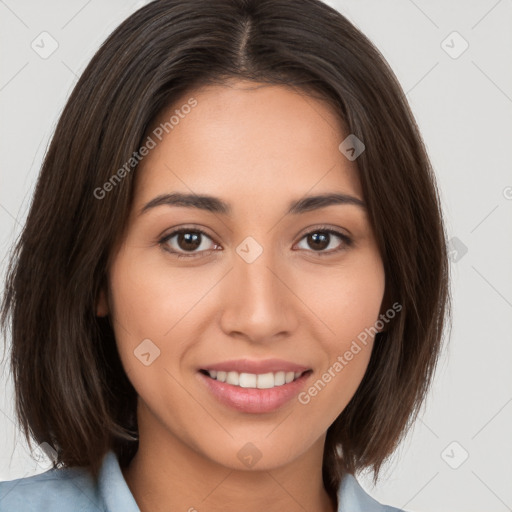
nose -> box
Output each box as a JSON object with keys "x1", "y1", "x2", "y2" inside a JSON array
[{"x1": 218, "y1": 243, "x2": 299, "y2": 345}]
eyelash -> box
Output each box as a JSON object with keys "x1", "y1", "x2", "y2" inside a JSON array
[{"x1": 159, "y1": 225, "x2": 353, "y2": 259}]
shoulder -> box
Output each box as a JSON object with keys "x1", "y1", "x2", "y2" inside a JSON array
[
  {"x1": 0, "y1": 464, "x2": 101, "y2": 512},
  {"x1": 0, "y1": 451, "x2": 139, "y2": 512},
  {"x1": 338, "y1": 473, "x2": 407, "y2": 512}
]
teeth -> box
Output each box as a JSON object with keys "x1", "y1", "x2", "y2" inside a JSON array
[
  {"x1": 206, "y1": 369, "x2": 305, "y2": 389},
  {"x1": 226, "y1": 371, "x2": 239, "y2": 385},
  {"x1": 257, "y1": 372, "x2": 274, "y2": 389},
  {"x1": 274, "y1": 371, "x2": 285, "y2": 386},
  {"x1": 239, "y1": 373, "x2": 257, "y2": 388}
]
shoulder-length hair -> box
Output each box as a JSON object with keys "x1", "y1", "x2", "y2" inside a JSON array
[{"x1": 1, "y1": 0, "x2": 450, "y2": 500}]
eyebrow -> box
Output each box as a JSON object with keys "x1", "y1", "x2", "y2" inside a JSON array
[{"x1": 140, "y1": 192, "x2": 366, "y2": 216}]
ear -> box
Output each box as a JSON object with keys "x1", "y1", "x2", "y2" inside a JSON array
[{"x1": 96, "y1": 287, "x2": 109, "y2": 317}]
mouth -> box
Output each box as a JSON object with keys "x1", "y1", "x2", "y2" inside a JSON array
[
  {"x1": 197, "y1": 359, "x2": 313, "y2": 413},
  {"x1": 199, "y1": 369, "x2": 309, "y2": 389}
]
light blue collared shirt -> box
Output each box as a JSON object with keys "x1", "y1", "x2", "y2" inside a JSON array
[{"x1": 0, "y1": 450, "x2": 405, "y2": 511}]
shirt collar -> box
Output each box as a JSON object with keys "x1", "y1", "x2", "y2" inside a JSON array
[
  {"x1": 98, "y1": 450, "x2": 140, "y2": 512},
  {"x1": 337, "y1": 472, "x2": 390, "y2": 511}
]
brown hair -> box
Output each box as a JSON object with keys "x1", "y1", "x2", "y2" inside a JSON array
[{"x1": 1, "y1": 0, "x2": 450, "y2": 502}]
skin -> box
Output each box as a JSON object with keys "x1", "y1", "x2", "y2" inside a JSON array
[{"x1": 97, "y1": 79, "x2": 386, "y2": 512}]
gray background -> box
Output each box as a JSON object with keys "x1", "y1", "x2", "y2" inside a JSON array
[{"x1": 1, "y1": 1, "x2": 511, "y2": 511}]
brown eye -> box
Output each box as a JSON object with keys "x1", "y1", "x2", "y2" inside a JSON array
[
  {"x1": 176, "y1": 232, "x2": 202, "y2": 251},
  {"x1": 160, "y1": 228, "x2": 218, "y2": 257},
  {"x1": 307, "y1": 232, "x2": 330, "y2": 251},
  {"x1": 296, "y1": 228, "x2": 352, "y2": 254}
]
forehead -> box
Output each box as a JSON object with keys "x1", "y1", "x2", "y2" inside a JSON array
[{"x1": 135, "y1": 81, "x2": 363, "y2": 207}]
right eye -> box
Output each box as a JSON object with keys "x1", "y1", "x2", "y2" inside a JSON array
[{"x1": 159, "y1": 228, "x2": 221, "y2": 259}]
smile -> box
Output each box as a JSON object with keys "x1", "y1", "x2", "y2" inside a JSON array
[
  {"x1": 200, "y1": 369, "x2": 307, "y2": 389},
  {"x1": 197, "y1": 359, "x2": 313, "y2": 413}
]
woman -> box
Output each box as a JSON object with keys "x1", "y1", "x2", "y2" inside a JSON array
[{"x1": 0, "y1": 0, "x2": 450, "y2": 510}]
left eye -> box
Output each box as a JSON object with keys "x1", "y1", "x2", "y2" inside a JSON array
[{"x1": 295, "y1": 229, "x2": 352, "y2": 254}]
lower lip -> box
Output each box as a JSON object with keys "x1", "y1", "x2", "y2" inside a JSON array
[{"x1": 198, "y1": 371, "x2": 311, "y2": 414}]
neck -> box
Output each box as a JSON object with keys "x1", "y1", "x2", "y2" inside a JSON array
[{"x1": 122, "y1": 410, "x2": 336, "y2": 512}]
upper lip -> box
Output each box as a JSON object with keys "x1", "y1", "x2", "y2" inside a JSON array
[{"x1": 200, "y1": 358, "x2": 310, "y2": 374}]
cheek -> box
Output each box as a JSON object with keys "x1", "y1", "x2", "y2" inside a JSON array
[
  {"x1": 108, "y1": 245, "x2": 209, "y2": 340},
  {"x1": 106, "y1": 245, "x2": 219, "y2": 391},
  {"x1": 301, "y1": 250, "x2": 385, "y2": 344},
  {"x1": 106, "y1": 248, "x2": 171, "y2": 377},
  {"x1": 294, "y1": 253, "x2": 384, "y2": 419}
]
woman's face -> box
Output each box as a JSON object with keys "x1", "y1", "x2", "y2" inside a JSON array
[{"x1": 101, "y1": 80, "x2": 385, "y2": 471}]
